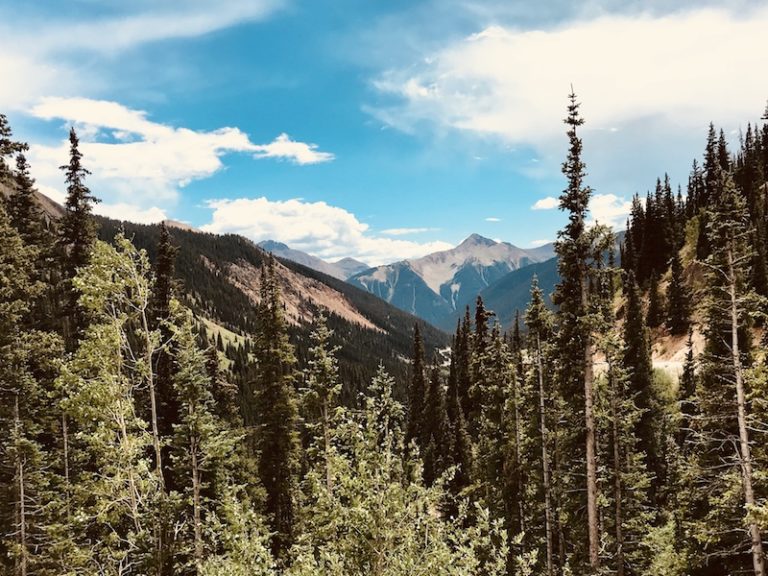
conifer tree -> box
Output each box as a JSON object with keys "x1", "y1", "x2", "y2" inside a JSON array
[
  {"x1": 250, "y1": 256, "x2": 299, "y2": 558},
  {"x1": 525, "y1": 275, "x2": 556, "y2": 576},
  {"x1": 56, "y1": 127, "x2": 100, "y2": 348},
  {"x1": 0, "y1": 113, "x2": 27, "y2": 183},
  {"x1": 7, "y1": 154, "x2": 46, "y2": 248},
  {"x1": 695, "y1": 170, "x2": 766, "y2": 575},
  {"x1": 665, "y1": 251, "x2": 691, "y2": 335},
  {"x1": 646, "y1": 273, "x2": 664, "y2": 329},
  {"x1": 421, "y1": 360, "x2": 448, "y2": 486},
  {"x1": 622, "y1": 272, "x2": 663, "y2": 502},
  {"x1": 152, "y1": 223, "x2": 181, "y2": 491},
  {"x1": 552, "y1": 89, "x2": 602, "y2": 570},
  {"x1": 406, "y1": 324, "x2": 427, "y2": 450},
  {"x1": 301, "y1": 315, "x2": 341, "y2": 494},
  {"x1": 171, "y1": 310, "x2": 237, "y2": 571}
]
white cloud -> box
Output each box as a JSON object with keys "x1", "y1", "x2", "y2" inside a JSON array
[
  {"x1": 201, "y1": 197, "x2": 452, "y2": 265},
  {"x1": 373, "y1": 8, "x2": 768, "y2": 142},
  {"x1": 588, "y1": 193, "x2": 632, "y2": 228},
  {"x1": 380, "y1": 227, "x2": 437, "y2": 235},
  {"x1": 531, "y1": 197, "x2": 559, "y2": 210},
  {"x1": 95, "y1": 203, "x2": 167, "y2": 224},
  {"x1": 484, "y1": 217, "x2": 501, "y2": 222},
  {"x1": 26, "y1": 97, "x2": 333, "y2": 211},
  {"x1": 252, "y1": 133, "x2": 335, "y2": 165}
]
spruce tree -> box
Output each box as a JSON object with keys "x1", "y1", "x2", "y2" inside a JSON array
[
  {"x1": 622, "y1": 272, "x2": 662, "y2": 502},
  {"x1": 421, "y1": 360, "x2": 448, "y2": 486},
  {"x1": 301, "y1": 315, "x2": 341, "y2": 494},
  {"x1": 0, "y1": 113, "x2": 27, "y2": 183},
  {"x1": 665, "y1": 250, "x2": 691, "y2": 335},
  {"x1": 250, "y1": 256, "x2": 299, "y2": 558},
  {"x1": 406, "y1": 323, "x2": 427, "y2": 450},
  {"x1": 646, "y1": 273, "x2": 664, "y2": 329},
  {"x1": 552, "y1": 89, "x2": 602, "y2": 570},
  {"x1": 56, "y1": 127, "x2": 100, "y2": 348},
  {"x1": 695, "y1": 170, "x2": 766, "y2": 575},
  {"x1": 525, "y1": 275, "x2": 557, "y2": 576}
]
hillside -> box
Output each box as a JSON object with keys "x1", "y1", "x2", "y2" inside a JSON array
[{"x1": 96, "y1": 218, "x2": 449, "y2": 400}]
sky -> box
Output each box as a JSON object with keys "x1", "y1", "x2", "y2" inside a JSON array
[{"x1": 2, "y1": 0, "x2": 767, "y2": 265}]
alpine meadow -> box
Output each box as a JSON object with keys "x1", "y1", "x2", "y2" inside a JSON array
[{"x1": 2, "y1": 3, "x2": 768, "y2": 576}]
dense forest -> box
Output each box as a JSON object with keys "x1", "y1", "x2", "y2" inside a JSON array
[{"x1": 1, "y1": 94, "x2": 768, "y2": 576}]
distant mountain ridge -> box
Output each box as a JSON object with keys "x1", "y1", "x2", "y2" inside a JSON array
[
  {"x1": 348, "y1": 234, "x2": 556, "y2": 331},
  {"x1": 258, "y1": 240, "x2": 369, "y2": 280}
]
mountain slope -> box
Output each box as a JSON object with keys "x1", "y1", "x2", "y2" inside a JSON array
[
  {"x1": 349, "y1": 234, "x2": 555, "y2": 330},
  {"x1": 258, "y1": 239, "x2": 369, "y2": 280},
  {"x1": 96, "y1": 218, "x2": 448, "y2": 398}
]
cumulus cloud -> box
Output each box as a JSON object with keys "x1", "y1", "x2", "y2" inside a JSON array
[
  {"x1": 587, "y1": 193, "x2": 632, "y2": 228},
  {"x1": 531, "y1": 197, "x2": 559, "y2": 210},
  {"x1": 95, "y1": 203, "x2": 168, "y2": 224},
  {"x1": 202, "y1": 197, "x2": 452, "y2": 265},
  {"x1": 373, "y1": 8, "x2": 768, "y2": 142},
  {"x1": 252, "y1": 133, "x2": 335, "y2": 165},
  {"x1": 25, "y1": 98, "x2": 333, "y2": 223}
]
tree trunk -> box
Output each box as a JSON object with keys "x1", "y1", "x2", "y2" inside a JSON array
[
  {"x1": 582, "y1": 274, "x2": 600, "y2": 571},
  {"x1": 142, "y1": 309, "x2": 165, "y2": 490},
  {"x1": 609, "y1": 364, "x2": 625, "y2": 576},
  {"x1": 536, "y1": 333, "x2": 555, "y2": 576},
  {"x1": 14, "y1": 394, "x2": 28, "y2": 576},
  {"x1": 513, "y1": 370, "x2": 526, "y2": 536},
  {"x1": 728, "y1": 248, "x2": 766, "y2": 576}
]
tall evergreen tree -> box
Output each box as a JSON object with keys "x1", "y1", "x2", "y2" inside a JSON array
[
  {"x1": 56, "y1": 127, "x2": 99, "y2": 348},
  {"x1": 694, "y1": 170, "x2": 766, "y2": 575},
  {"x1": 250, "y1": 256, "x2": 299, "y2": 558},
  {"x1": 552, "y1": 89, "x2": 602, "y2": 571},
  {"x1": 406, "y1": 324, "x2": 427, "y2": 450},
  {"x1": 665, "y1": 251, "x2": 691, "y2": 335},
  {"x1": 0, "y1": 114, "x2": 27, "y2": 183},
  {"x1": 421, "y1": 360, "x2": 448, "y2": 486}
]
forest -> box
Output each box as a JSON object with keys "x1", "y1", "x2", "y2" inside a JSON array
[{"x1": 1, "y1": 93, "x2": 768, "y2": 576}]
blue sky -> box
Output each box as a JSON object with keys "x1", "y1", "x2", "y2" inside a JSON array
[{"x1": 2, "y1": 0, "x2": 767, "y2": 264}]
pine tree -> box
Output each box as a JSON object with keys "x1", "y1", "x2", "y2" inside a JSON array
[
  {"x1": 421, "y1": 360, "x2": 448, "y2": 486},
  {"x1": 56, "y1": 127, "x2": 100, "y2": 348},
  {"x1": 171, "y1": 310, "x2": 238, "y2": 571},
  {"x1": 665, "y1": 250, "x2": 691, "y2": 335},
  {"x1": 695, "y1": 170, "x2": 766, "y2": 575},
  {"x1": 525, "y1": 275, "x2": 557, "y2": 576},
  {"x1": 301, "y1": 315, "x2": 341, "y2": 494},
  {"x1": 646, "y1": 273, "x2": 664, "y2": 329},
  {"x1": 552, "y1": 89, "x2": 602, "y2": 571},
  {"x1": 406, "y1": 324, "x2": 427, "y2": 450},
  {"x1": 152, "y1": 222, "x2": 181, "y2": 491},
  {"x1": 250, "y1": 256, "x2": 299, "y2": 558},
  {"x1": 7, "y1": 154, "x2": 47, "y2": 248},
  {"x1": 622, "y1": 272, "x2": 663, "y2": 503},
  {"x1": 0, "y1": 113, "x2": 27, "y2": 183}
]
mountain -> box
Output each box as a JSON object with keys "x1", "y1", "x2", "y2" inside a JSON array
[
  {"x1": 478, "y1": 231, "x2": 625, "y2": 330},
  {"x1": 333, "y1": 257, "x2": 370, "y2": 279},
  {"x1": 258, "y1": 239, "x2": 369, "y2": 280},
  {"x1": 479, "y1": 257, "x2": 559, "y2": 329},
  {"x1": 348, "y1": 234, "x2": 556, "y2": 331}
]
